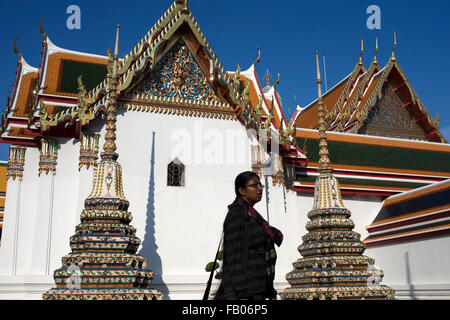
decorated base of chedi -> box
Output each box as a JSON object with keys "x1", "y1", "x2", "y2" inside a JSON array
[
  {"x1": 43, "y1": 160, "x2": 163, "y2": 300},
  {"x1": 279, "y1": 174, "x2": 395, "y2": 300}
]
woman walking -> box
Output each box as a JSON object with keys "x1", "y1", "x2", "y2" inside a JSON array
[{"x1": 215, "y1": 171, "x2": 283, "y2": 300}]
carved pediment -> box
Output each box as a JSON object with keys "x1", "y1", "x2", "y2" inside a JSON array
[
  {"x1": 359, "y1": 83, "x2": 427, "y2": 140},
  {"x1": 124, "y1": 39, "x2": 223, "y2": 107}
]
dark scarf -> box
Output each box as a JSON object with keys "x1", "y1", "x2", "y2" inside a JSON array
[{"x1": 237, "y1": 198, "x2": 283, "y2": 247}]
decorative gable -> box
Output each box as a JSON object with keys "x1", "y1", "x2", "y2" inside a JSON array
[
  {"x1": 359, "y1": 82, "x2": 427, "y2": 140},
  {"x1": 125, "y1": 39, "x2": 222, "y2": 106}
]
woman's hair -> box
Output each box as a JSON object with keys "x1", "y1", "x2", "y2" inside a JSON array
[{"x1": 234, "y1": 171, "x2": 259, "y2": 198}]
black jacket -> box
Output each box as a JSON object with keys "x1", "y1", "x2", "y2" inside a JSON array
[{"x1": 217, "y1": 199, "x2": 274, "y2": 300}]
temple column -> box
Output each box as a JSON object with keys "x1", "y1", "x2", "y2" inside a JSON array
[
  {"x1": 31, "y1": 139, "x2": 58, "y2": 275},
  {"x1": 0, "y1": 146, "x2": 26, "y2": 275}
]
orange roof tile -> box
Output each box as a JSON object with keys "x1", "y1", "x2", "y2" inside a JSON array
[
  {"x1": 296, "y1": 76, "x2": 349, "y2": 129},
  {"x1": 43, "y1": 52, "x2": 108, "y2": 97},
  {"x1": 12, "y1": 72, "x2": 38, "y2": 118}
]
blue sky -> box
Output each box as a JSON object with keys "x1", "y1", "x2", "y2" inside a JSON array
[{"x1": 0, "y1": 0, "x2": 449, "y2": 161}]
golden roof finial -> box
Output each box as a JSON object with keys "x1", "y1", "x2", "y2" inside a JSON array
[
  {"x1": 358, "y1": 38, "x2": 364, "y2": 66},
  {"x1": 13, "y1": 36, "x2": 22, "y2": 66},
  {"x1": 315, "y1": 51, "x2": 332, "y2": 174},
  {"x1": 273, "y1": 70, "x2": 280, "y2": 89},
  {"x1": 264, "y1": 69, "x2": 272, "y2": 87},
  {"x1": 373, "y1": 35, "x2": 379, "y2": 65},
  {"x1": 175, "y1": 0, "x2": 190, "y2": 14},
  {"x1": 391, "y1": 31, "x2": 397, "y2": 61},
  {"x1": 38, "y1": 17, "x2": 48, "y2": 45},
  {"x1": 252, "y1": 47, "x2": 261, "y2": 67}
]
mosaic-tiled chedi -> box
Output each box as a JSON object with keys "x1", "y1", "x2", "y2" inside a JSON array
[
  {"x1": 43, "y1": 26, "x2": 163, "y2": 300},
  {"x1": 279, "y1": 53, "x2": 394, "y2": 300}
]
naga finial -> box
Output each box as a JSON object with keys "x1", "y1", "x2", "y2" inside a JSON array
[
  {"x1": 273, "y1": 70, "x2": 280, "y2": 89},
  {"x1": 358, "y1": 38, "x2": 364, "y2": 65},
  {"x1": 373, "y1": 35, "x2": 379, "y2": 65},
  {"x1": 253, "y1": 47, "x2": 261, "y2": 67},
  {"x1": 391, "y1": 31, "x2": 397, "y2": 61},
  {"x1": 39, "y1": 17, "x2": 48, "y2": 45},
  {"x1": 13, "y1": 36, "x2": 22, "y2": 65}
]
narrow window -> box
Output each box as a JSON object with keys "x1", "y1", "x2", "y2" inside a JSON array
[{"x1": 167, "y1": 158, "x2": 185, "y2": 187}]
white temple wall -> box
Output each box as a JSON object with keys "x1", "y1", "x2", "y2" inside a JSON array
[
  {"x1": 366, "y1": 236, "x2": 450, "y2": 299},
  {"x1": 15, "y1": 148, "x2": 40, "y2": 275},
  {"x1": 31, "y1": 170, "x2": 55, "y2": 274},
  {"x1": 48, "y1": 138, "x2": 82, "y2": 274}
]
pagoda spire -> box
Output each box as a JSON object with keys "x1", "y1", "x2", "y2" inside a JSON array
[
  {"x1": 43, "y1": 25, "x2": 162, "y2": 300},
  {"x1": 279, "y1": 52, "x2": 395, "y2": 300},
  {"x1": 101, "y1": 24, "x2": 120, "y2": 161},
  {"x1": 315, "y1": 52, "x2": 332, "y2": 174}
]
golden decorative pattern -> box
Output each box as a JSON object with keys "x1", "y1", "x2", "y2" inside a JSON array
[
  {"x1": 79, "y1": 133, "x2": 100, "y2": 170},
  {"x1": 7, "y1": 146, "x2": 26, "y2": 181},
  {"x1": 126, "y1": 39, "x2": 222, "y2": 106},
  {"x1": 39, "y1": 139, "x2": 58, "y2": 176}
]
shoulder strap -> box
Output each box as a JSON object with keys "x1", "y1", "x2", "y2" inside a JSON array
[{"x1": 203, "y1": 233, "x2": 223, "y2": 300}]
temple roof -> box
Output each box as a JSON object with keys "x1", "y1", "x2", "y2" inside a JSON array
[
  {"x1": 293, "y1": 128, "x2": 450, "y2": 195},
  {"x1": 364, "y1": 178, "x2": 450, "y2": 247},
  {"x1": 39, "y1": 0, "x2": 243, "y2": 133},
  {"x1": 293, "y1": 50, "x2": 446, "y2": 143}
]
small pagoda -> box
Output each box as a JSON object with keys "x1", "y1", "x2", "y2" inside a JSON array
[
  {"x1": 279, "y1": 52, "x2": 394, "y2": 300},
  {"x1": 43, "y1": 26, "x2": 163, "y2": 300}
]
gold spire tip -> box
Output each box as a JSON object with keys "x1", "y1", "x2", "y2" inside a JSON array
[{"x1": 359, "y1": 39, "x2": 364, "y2": 65}]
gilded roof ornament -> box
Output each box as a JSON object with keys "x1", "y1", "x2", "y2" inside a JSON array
[
  {"x1": 358, "y1": 39, "x2": 364, "y2": 66},
  {"x1": 13, "y1": 36, "x2": 22, "y2": 66},
  {"x1": 38, "y1": 17, "x2": 48, "y2": 45},
  {"x1": 253, "y1": 47, "x2": 261, "y2": 67},
  {"x1": 229, "y1": 64, "x2": 250, "y2": 107},
  {"x1": 264, "y1": 70, "x2": 272, "y2": 87},
  {"x1": 263, "y1": 100, "x2": 273, "y2": 134},
  {"x1": 6, "y1": 92, "x2": 10, "y2": 115},
  {"x1": 175, "y1": 0, "x2": 190, "y2": 14},
  {"x1": 391, "y1": 31, "x2": 397, "y2": 61},
  {"x1": 273, "y1": 70, "x2": 280, "y2": 90},
  {"x1": 373, "y1": 36, "x2": 379, "y2": 65}
]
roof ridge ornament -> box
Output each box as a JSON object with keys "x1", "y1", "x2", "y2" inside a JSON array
[
  {"x1": 38, "y1": 16, "x2": 48, "y2": 46},
  {"x1": 391, "y1": 31, "x2": 397, "y2": 61},
  {"x1": 373, "y1": 35, "x2": 379, "y2": 65},
  {"x1": 175, "y1": 0, "x2": 190, "y2": 14},
  {"x1": 273, "y1": 70, "x2": 280, "y2": 90},
  {"x1": 264, "y1": 69, "x2": 272, "y2": 87},
  {"x1": 358, "y1": 38, "x2": 364, "y2": 66},
  {"x1": 13, "y1": 36, "x2": 22, "y2": 66},
  {"x1": 252, "y1": 47, "x2": 261, "y2": 68}
]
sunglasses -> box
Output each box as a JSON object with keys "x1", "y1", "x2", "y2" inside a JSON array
[{"x1": 245, "y1": 183, "x2": 265, "y2": 189}]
